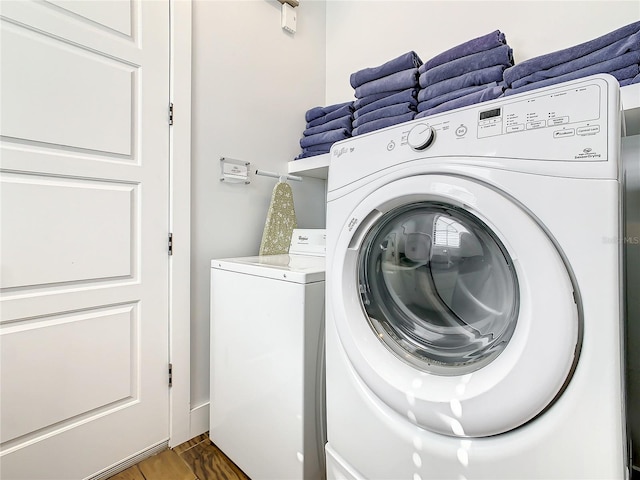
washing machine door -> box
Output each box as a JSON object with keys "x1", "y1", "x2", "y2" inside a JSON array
[{"x1": 332, "y1": 174, "x2": 580, "y2": 438}]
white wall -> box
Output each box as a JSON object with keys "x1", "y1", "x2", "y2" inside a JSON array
[
  {"x1": 325, "y1": 1, "x2": 640, "y2": 104},
  {"x1": 191, "y1": 0, "x2": 327, "y2": 428}
]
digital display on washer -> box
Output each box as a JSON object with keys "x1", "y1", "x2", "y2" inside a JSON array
[{"x1": 480, "y1": 107, "x2": 501, "y2": 120}]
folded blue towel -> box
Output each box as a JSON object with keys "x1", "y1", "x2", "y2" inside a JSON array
[
  {"x1": 352, "y1": 102, "x2": 416, "y2": 128},
  {"x1": 305, "y1": 101, "x2": 353, "y2": 123},
  {"x1": 306, "y1": 103, "x2": 354, "y2": 128},
  {"x1": 416, "y1": 85, "x2": 505, "y2": 118},
  {"x1": 354, "y1": 89, "x2": 418, "y2": 119},
  {"x1": 300, "y1": 128, "x2": 350, "y2": 148},
  {"x1": 420, "y1": 65, "x2": 507, "y2": 101},
  {"x1": 504, "y1": 50, "x2": 640, "y2": 96},
  {"x1": 420, "y1": 30, "x2": 507, "y2": 74},
  {"x1": 352, "y1": 112, "x2": 416, "y2": 136},
  {"x1": 303, "y1": 116, "x2": 352, "y2": 136},
  {"x1": 418, "y1": 82, "x2": 498, "y2": 110},
  {"x1": 419, "y1": 44, "x2": 513, "y2": 88},
  {"x1": 303, "y1": 142, "x2": 335, "y2": 153},
  {"x1": 610, "y1": 63, "x2": 640, "y2": 83},
  {"x1": 503, "y1": 21, "x2": 640, "y2": 86},
  {"x1": 509, "y1": 30, "x2": 640, "y2": 89},
  {"x1": 295, "y1": 150, "x2": 330, "y2": 160},
  {"x1": 350, "y1": 51, "x2": 422, "y2": 89},
  {"x1": 354, "y1": 90, "x2": 404, "y2": 109},
  {"x1": 355, "y1": 68, "x2": 419, "y2": 98},
  {"x1": 620, "y1": 71, "x2": 640, "y2": 86}
]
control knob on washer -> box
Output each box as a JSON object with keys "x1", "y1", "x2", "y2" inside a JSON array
[{"x1": 407, "y1": 123, "x2": 435, "y2": 150}]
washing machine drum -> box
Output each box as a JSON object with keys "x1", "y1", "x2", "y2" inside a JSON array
[
  {"x1": 358, "y1": 202, "x2": 519, "y2": 376},
  {"x1": 333, "y1": 175, "x2": 581, "y2": 438}
]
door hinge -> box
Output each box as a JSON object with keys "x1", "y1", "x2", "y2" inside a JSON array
[
  {"x1": 169, "y1": 103, "x2": 174, "y2": 125},
  {"x1": 168, "y1": 233, "x2": 173, "y2": 256},
  {"x1": 169, "y1": 363, "x2": 173, "y2": 387}
]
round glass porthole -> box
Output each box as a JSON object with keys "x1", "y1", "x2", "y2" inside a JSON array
[{"x1": 357, "y1": 202, "x2": 520, "y2": 375}]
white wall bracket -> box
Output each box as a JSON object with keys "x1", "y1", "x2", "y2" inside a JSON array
[
  {"x1": 280, "y1": 1, "x2": 297, "y2": 34},
  {"x1": 220, "y1": 157, "x2": 250, "y2": 184}
]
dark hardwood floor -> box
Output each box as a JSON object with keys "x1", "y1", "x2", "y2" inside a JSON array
[{"x1": 108, "y1": 433, "x2": 250, "y2": 480}]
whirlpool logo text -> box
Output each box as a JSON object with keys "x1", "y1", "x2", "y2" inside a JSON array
[{"x1": 333, "y1": 146, "x2": 355, "y2": 158}]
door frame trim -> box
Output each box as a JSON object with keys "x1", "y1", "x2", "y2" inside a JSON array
[{"x1": 168, "y1": 0, "x2": 192, "y2": 448}]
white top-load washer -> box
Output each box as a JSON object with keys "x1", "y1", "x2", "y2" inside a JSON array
[
  {"x1": 325, "y1": 74, "x2": 628, "y2": 479},
  {"x1": 210, "y1": 229, "x2": 326, "y2": 480}
]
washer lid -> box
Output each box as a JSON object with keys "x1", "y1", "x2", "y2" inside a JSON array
[{"x1": 211, "y1": 254, "x2": 325, "y2": 283}]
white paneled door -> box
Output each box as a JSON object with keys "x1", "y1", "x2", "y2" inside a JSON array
[{"x1": 0, "y1": 1, "x2": 170, "y2": 478}]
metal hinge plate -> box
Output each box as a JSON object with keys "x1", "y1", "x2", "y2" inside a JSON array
[
  {"x1": 169, "y1": 363, "x2": 173, "y2": 387},
  {"x1": 168, "y1": 233, "x2": 173, "y2": 256},
  {"x1": 169, "y1": 103, "x2": 174, "y2": 125}
]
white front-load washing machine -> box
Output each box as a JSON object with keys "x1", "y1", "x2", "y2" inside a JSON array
[{"x1": 325, "y1": 74, "x2": 628, "y2": 479}]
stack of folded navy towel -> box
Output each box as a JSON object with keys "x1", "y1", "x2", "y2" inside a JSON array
[
  {"x1": 503, "y1": 21, "x2": 640, "y2": 96},
  {"x1": 415, "y1": 30, "x2": 513, "y2": 119},
  {"x1": 349, "y1": 51, "x2": 422, "y2": 135},
  {"x1": 296, "y1": 101, "x2": 354, "y2": 159}
]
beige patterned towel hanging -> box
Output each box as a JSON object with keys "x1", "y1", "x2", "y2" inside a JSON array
[{"x1": 259, "y1": 181, "x2": 297, "y2": 255}]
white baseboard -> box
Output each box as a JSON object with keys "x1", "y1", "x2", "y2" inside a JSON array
[
  {"x1": 190, "y1": 402, "x2": 210, "y2": 439},
  {"x1": 89, "y1": 441, "x2": 168, "y2": 480}
]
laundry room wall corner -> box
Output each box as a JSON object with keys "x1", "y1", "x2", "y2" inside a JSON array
[{"x1": 190, "y1": 0, "x2": 327, "y2": 437}]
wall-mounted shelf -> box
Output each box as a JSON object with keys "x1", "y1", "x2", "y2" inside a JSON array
[
  {"x1": 288, "y1": 83, "x2": 640, "y2": 180},
  {"x1": 288, "y1": 153, "x2": 330, "y2": 179}
]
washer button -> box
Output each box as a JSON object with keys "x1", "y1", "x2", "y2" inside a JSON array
[{"x1": 455, "y1": 125, "x2": 468, "y2": 137}]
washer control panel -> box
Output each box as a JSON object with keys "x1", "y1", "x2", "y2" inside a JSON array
[
  {"x1": 476, "y1": 83, "x2": 601, "y2": 140},
  {"x1": 328, "y1": 75, "x2": 619, "y2": 192},
  {"x1": 391, "y1": 77, "x2": 614, "y2": 163}
]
